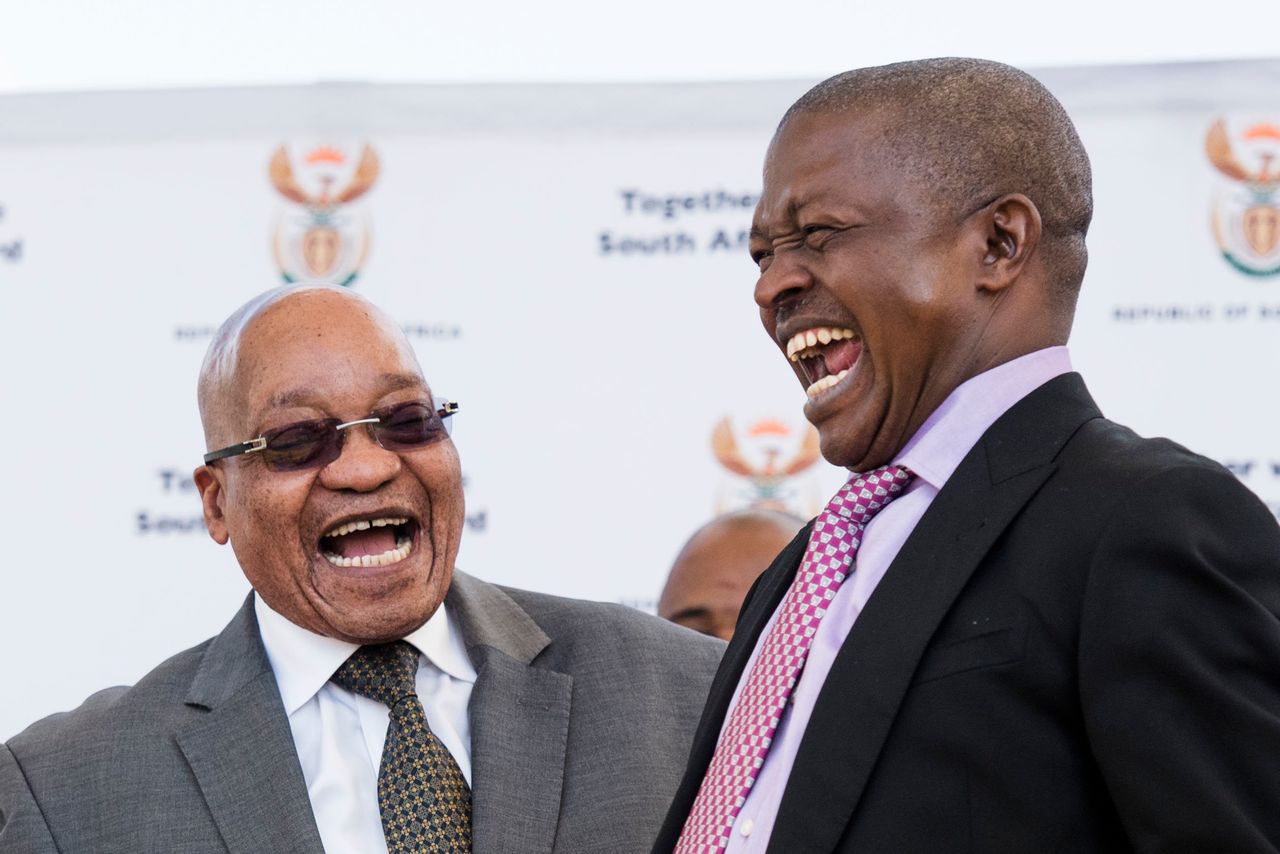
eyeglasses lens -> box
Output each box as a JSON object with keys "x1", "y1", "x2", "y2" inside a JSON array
[
  {"x1": 377, "y1": 402, "x2": 450, "y2": 448},
  {"x1": 261, "y1": 419, "x2": 344, "y2": 471},
  {"x1": 258, "y1": 402, "x2": 452, "y2": 472}
]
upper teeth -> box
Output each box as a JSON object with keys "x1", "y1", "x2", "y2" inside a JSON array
[
  {"x1": 786, "y1": 327, "x2": 856, "y2": 361},
  {"x1": 324, "y1": 517, "x2": 408, "y2": 539}
]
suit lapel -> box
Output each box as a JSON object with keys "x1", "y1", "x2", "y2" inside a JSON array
[
  {"x1": 765, "y1": 373, "x2": 1102, "y2": 853},
  {"x1": 715, "y1": 528, "x2": 814, "y2": 729},
  {"x1": 653, "y1": 528, "x2": 811, "y2": 850},
  {"x1": 176, "y1": 596, "x2": 325, "y2": 854},
  {"x1": 446, "y1": 572, "x2": 572, "y2": 854}
]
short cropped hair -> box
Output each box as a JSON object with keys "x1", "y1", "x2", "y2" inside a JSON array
[{"x1": 783, "y1": 58, "x2": 1093, "y2": 301}]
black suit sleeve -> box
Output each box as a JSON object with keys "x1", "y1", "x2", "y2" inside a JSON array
[{"x1": 1080, "y1": 464, "x2": 1280, "y2": 852}]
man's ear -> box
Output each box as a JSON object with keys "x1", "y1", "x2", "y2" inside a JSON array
[
  {"x1": 193, "y1": 465, "x2": 230, "y2": 545},
  {"x1": 975, "y1": 193, "x2": 1041, "y2": 293}
]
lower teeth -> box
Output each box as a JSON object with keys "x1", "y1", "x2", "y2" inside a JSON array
[
  {"x1": 324, "y1": 535, "x2": 412, "y2": 568},
  {"x1": 806, "y1": 368, "x2": 850, "y2": 397}
]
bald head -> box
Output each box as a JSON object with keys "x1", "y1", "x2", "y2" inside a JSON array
[
  {"x1": 781, "y1": 58, "x2": 1093, "y2": 304},
  {"x1": 197, "y1": 285, "x2": 419, "y2": 449},
  {"x1": 659, "y1": 509, "x2": 804, "y2": 641}
]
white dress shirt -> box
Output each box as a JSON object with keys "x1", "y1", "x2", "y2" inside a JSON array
[{"x1": 254, "y1": 595, "x2": 478, "y2": 854}]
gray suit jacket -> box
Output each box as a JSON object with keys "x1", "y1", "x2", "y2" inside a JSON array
[{"x1": 0, "y1": 571, "x2": 724, "y2": 853}]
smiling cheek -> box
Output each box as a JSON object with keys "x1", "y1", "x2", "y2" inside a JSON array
[
  {"x1": 222, "y1": 472, "x2": 319, "y2": 620},
  {"x1": 416, "y1": 448, "x2": 464, "y2": 567}
]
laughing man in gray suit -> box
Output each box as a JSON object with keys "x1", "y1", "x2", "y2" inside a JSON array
[{"x1": 0, "y1": 285, "x2": 723, "y2": 853}]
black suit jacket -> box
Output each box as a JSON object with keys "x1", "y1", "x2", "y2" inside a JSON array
[{"x1": 655, "y1": 374, "x2": 1280, "y2": 853}]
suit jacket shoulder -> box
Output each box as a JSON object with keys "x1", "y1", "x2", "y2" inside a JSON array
[
  {"x1": 498, "y1": 582, "x2": 726, "y2": 679},
  {"x1": 449, "y1": 571, "x2": 728, "y2": 854},
  {"x1": 1054, "y1": 417, "x2": 1280, "y2": 852},
  {"x1": 9, "y1": 639, "x2": 209, "y2": 748},
  {"x1": 2, "y1": 640, "x2": 213, "y2": 851},
  {"x1": 1, "y1": 599, "x2": 322, "y2": 854}
]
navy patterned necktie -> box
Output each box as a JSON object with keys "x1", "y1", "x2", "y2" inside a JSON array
[{"x1": 331, "y1": 641, "x2": 472, "y2": 853}]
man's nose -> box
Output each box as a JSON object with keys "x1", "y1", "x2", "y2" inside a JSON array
[
  {"x1": 318, "y1": 427, "x2": 401, "y2": 492},
  {"x1": 753, "y1": 249, "x2": 813, "y2": 310}
]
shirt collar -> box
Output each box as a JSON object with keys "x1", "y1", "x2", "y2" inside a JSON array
[
  {"x1": 894, "y1": 346, "x2": 1072, "y2": 491},
  {"x1": 254, "y1": 592, "x2": 478, "y2": 717}
]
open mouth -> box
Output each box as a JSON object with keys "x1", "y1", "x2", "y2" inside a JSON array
[
  {"x1": 320, "y1": 516, "x2": 418, "y2": 568},
  {"x1": 785, "y1": 326, "x2": 862, "y2": 398}
]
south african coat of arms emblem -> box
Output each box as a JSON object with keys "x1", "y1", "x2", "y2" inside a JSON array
[
  {"x1": 269, "y1": 142, "x2": 380, "y2": 287},
  {"x1": 1207, "y1": 118, "x2": 1280, "y2": 278}
]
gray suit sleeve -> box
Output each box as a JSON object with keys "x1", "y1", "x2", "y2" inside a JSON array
[{"x1": 0, "y1": 744, "x2": 60, "y2": 853}]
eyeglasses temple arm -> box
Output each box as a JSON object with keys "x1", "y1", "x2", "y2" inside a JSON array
[{"x1": 202, "y1": 437, "x2": 267, "y2": 464}]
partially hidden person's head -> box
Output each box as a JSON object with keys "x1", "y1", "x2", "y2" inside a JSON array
[
  {"x1": 750, "y1": 57, "x2": 1093, "y2": 472},
  {"x1": 193, "y1": 285, "x2": 464, "y2": 644},
  {"x1": 658, "y1": 509, "x2": 805, "y2": 641}
]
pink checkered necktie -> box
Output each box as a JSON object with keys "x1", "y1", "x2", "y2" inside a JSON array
[{"x1": 674, "y1": 464, "x2": 913, "y2": 854}]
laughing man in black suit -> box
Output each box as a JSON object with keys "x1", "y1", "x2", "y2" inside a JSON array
[{"x1": 656, "y1": 58, "x2": 1280, "y2": 853}]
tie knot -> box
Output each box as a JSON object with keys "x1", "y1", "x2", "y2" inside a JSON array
[
  {"x1": 331, "y1": 640, "x2": 420, "y2": 708},
  {"x1": 827, "y1": 464, "x2": 913, "y2": 527}
]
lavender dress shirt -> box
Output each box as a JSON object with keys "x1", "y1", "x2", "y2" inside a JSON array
[{"x1": 721, "y1": 346, "x2": 1072, "y2": 851}]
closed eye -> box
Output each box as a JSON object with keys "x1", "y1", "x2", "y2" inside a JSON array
[
  {"x1": 751, "y1": 232, "x2": 804, "y2": 270},
  {"x1": 802, "y1": 224, "x2": 836, "y2": 244}
]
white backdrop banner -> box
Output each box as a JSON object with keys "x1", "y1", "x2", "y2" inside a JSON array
[{"x1": 3, "y1": 61, "x2": 1279, "y2": 738}]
